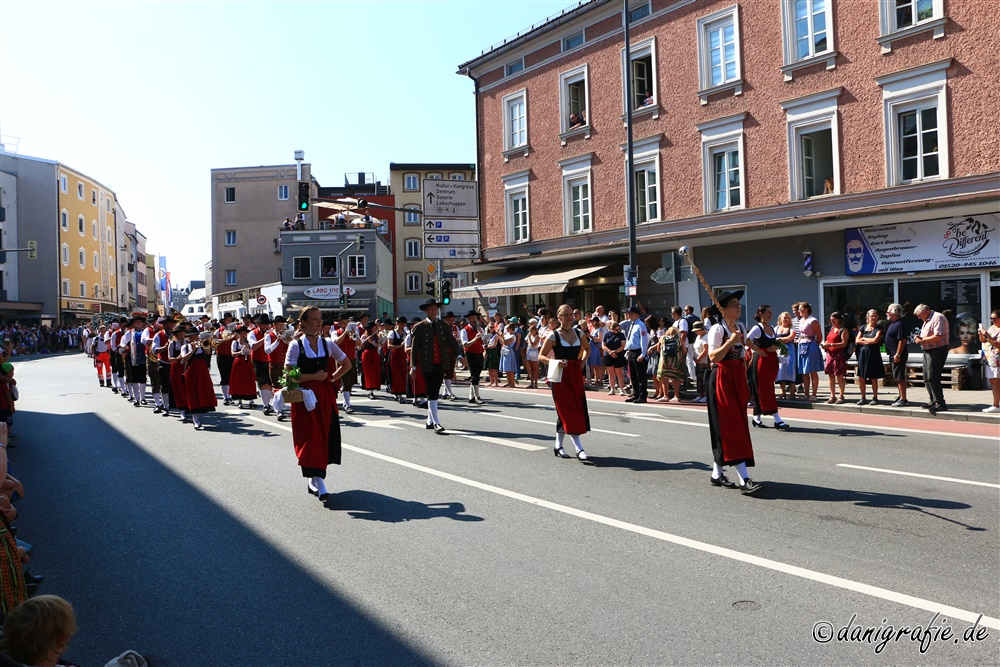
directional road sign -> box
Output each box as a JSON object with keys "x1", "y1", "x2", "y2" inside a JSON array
[
  {"x1": 424, "y1": 218, "x2": 479, "y2": 232},
  {"x1": 425, "y1": 232, "x2": 480, "y2": 246},
  {"x1": 424, "y1": 247, "x2": 481, "y2": 260},
  {"x1": 423, "y1": 179, "x2": 479, "y2": 218}
]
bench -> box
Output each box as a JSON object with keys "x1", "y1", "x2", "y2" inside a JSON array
[{"x1": 845, "y1": 358, "x2": 976, "y2": 390}]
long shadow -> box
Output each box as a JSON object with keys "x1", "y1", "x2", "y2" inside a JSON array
[
  {"x1": 327, "y1": 490, "x2": 484, "y2": 523},
  {"x1": 753, "y1": 481, "x2": 985, "y2": 531},
  {"x1": 13, "y1": 410, "x2": 435, "y2": 666},
  {"x1": 588, "y1": 457, "x2": 712, "y2": 473},
  {"x1": 779, "y1": 426, "x2": 905, "y2": 438}
]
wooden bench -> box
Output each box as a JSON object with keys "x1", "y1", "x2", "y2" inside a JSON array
[{"x1": 845, "y1": 359, "x2": 973, "y2": 390}]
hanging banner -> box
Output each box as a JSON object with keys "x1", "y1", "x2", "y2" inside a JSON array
[{"x1": 844, "y1": 214, "x2": 998, "y2": 275}]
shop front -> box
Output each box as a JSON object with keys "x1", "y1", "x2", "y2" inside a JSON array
[{"x1": 452, "y1": 264, "x2": 621, "y2": 318}]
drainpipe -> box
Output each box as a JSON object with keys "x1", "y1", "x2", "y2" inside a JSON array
[{"x1": 466, "y1": 70, "x2": 484, "y2": 271}]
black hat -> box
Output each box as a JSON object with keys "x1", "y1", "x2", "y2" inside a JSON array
[
  {"x1": 199, "y1": 315, "x2": 210, "y2": 320},
  {"x1": 396, "y1": 316, "x2": 408, "y2": 324},
  {"x1": 273, "y1": 315, "x2": 287, "y2": 323},
  {"x1": 255, "y1": 314, "x2": 271, "y2": 325},
  {"x1": 443, "y1": 311, "x2": 456, "y2": 318},
  {"x1": 709, "y1": 290, "x2": 745, "y2": 318},
  {"x1": 418, "y1": 298, "x2": 442, "y2": 311},
  {"x1": 234, "y1": 325, "x2": 249, "y2": 334},
  {"x1": 131, "y1": 314, "x2": 146, "y2": 323},
  {"x1": 627, "y1": 305, "x2": 641, "y2": 315},
  {"x1": 337, "y1": 311, "x2": 350, "y2": 320},
  {"x1": 222, "y1": 312, "x2": 234, "y2": 320},
  {"x1": 465, "y1": 310, "x2": 480, "y2": 318}
]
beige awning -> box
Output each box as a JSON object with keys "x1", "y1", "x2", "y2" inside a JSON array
[{"x1": 451, "y1": 265, "x2": 608, "y2": 298}]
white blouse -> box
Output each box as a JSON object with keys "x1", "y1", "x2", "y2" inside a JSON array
[{"x1": 284, "y1": 336, "x2": 347, "y2": 367}]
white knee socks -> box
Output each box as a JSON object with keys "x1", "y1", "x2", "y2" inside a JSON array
[
  {"x1": 734, "y1": 462, "x2": 749, "y2": 483},
  {"x1": 444, "y1": 379, "x2": 453, "y2": 396},
  {"x1": 342, "y1": 391, "x2": 352, "y2": 408},
  {"x1": 568, "y1": 434, "x2": 583, "y2": 453},
  {"x1": 221, "y1": 385, "x2": 230, "y2": 400},
  {"x1": 428, "y1": 399, "x2": 440, "y2": 425},
  {"x1": 260, "y1": 389, "x2": 272, "y2": 409}
]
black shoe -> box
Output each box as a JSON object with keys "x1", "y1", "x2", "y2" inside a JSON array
[
  {"x1": 133, "y1": 401, "x2": 141, "y2": 407},
  {"x1": 624, "y1": 397, "x2": 635, "y2": 402},
  {"x1": 426, "y1": 423, "x2": 435, "y2": 429},
  {"x1": 262, "y1": 407, "x2": 274, "y2": 416},
  {"x1": 141, "y1": 399, "x2": 148, "y2": 405},
  {"x1": 553, "y1": 447, "x2": 570, "y2": 459},
  {"x1": 343, "y1": 406, "x2": 355, "y2": 415},
  {"x1": 99, "y1": 380, "x2": 105, "y2": 387},
  {"x1": 248, "y1": 402, "x2": 256, "y2": 409},
  {"x1": 111, "y1": 387, "x2": 119, "y2": 394},
  {"x1": 277, "y1": 414, "x2": 288, "y2": 422},
  {"x1": 740, "y1": 479, "x2": 762, "y2": 495},
  {"x1": 433, "y1": 423, "x2": 446, "y2": 434},
  {"x1": 475, "y1": 398, "x2": 485, "y2": 405},
  {"x1": 751, "y1": 419, "x2": 766, "y2": 428},
  {"x1": 162, "y1": 411, "x2": 170, "y2": 417},
  {"x1": 920, "y1": 402, "x2": 934, "y2": 408},
  {"x1": 153, "y1": 407, "x2": 163, "y2": 414},
  {"x1": 891, "y1": 399, "x2": 909, "y2": 407},
  {"x1": 307, "y1": 483, "x2": 319, "y2": 497},
  {"x1": 710, "y1": 474, "x2": 737, "y2": 488},
  {"x1": 773, "y1": 421, "x2": 790, "y2": 431},
  {"x1": 633, "y1": 398, "x2": 647, "y2": 404},
  {"x1": 469, "y1": 398, "x2": 477, "y2": 404},
  {"x1": 23, "y1": 571, "x2": 43, "y2": 585},
  {"x1": 25, "y1": 582, "x2": 39, "y2": 598},
  {"x1": 368, "y1": 391, "x2": 376, "y2": 400},
  {"x1": 223, "y1": 399, "x2": 233, "y2": 406}
]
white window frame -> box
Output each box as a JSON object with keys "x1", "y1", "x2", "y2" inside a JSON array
[
  {"x1": 225, "y1": 230, "x2": 237, "y2": 246},
  {"x1": 878, "y1": 0, "x2": 946, "y2": 53},
  {"x1": 505, "y1": 58, "x2": 524, "y2": 77},
  {"x1": 77, "y1": 182, "x2": 84, "y2": 199},
  {"x1": 93, "y1": 251, "x2": 99, "y2": 271},
  {"x1": 224, "y1": 187, "x2": 236, "y2": 203},
  {"x1": 559, "y1": 154, "x2": 593, "y2": 235},
  {"x1": 697, "y1": 113, "x2": 746, "y2": 214},
  {"x1": 94, "y1": 283, "x2": 100, "y2": 298},
  {"x1": 79, "y1": 247, "x2": 86, "y2": 268},
  {"x1": 348, "y1": 255, "x2": 367, "y2": 278},
  {"x1": 876, "y1": 59, "x2": 950, "y2": 187},
  {"x1": 621, "y1": 37, "x2": 659, "y2": 117},
  {"x1": 225, "y1": 270, "x2": 237, "y2": 286},
  {"x1": 277, "y1": 184, "x2": 289, "y2": 200},
  {"x1": 61, "y1": 210, "x2": 68, "y2": 231},
  {"x1": 404, "y1": 206, "x2": 421, "y2": 225},
  {"x1": 780, "y1": 0, "x2": 837, "y2": 81},
  {"x1": 502, "y1": 88, "x2": 529, "y2": 157},
  {"x1": 563, "y1": 31, "x2": 584, "y2": 51},
  {"x1": 92, "y1": 221, "x2": 98, "y2": 239},
  {"x1": 449, "y1": 173, "x2": 465, "y2": 180},
  {"x1": 503, "y1": 170, "x2": 530, "y2": 244},
  {"x1": 427, "y1": 173, "x2": 443, "y2": 180},
  {"x1": 60, "y1": 175, "x2": 68, "y2": 193},
  {"x1": 403, "y1": 173, "x2": 419, "y2": 191},
  {"x1": 780, "y1": 88, "x2": 842, "y2": 201},
  {"x1": 78, "y1": 215, "x2": 86, "y2": 235},
  {"x1": 559, "y1": 64, "x2": 591, "y2": 141},
  {"x1": 405, "y1": 272, "x2": 422, "y2": 294},
  {"x1": 91, "y1": 189, "x2": 97, "y2": 205},
  {"x1": 405, "y1": 239, "x2": 421, "y2": 259},
  {"x1": 628, "y1": 1, "x2": 651, "y2": 23},
  {"x1": 106, "y1": 226, "x2": 112, "y2": 244},
  {"x1": 292, "y1": 256, "x2": 311, "y2": 280},
  {"x1": 61, "y1": 244, "x2": 69, "y2": 265},
  {"x1": 696, "y1": 5, "x2": 743, "y2": 104},
  {"x1": 621, "y1": 135, "x2": 662, "y2": 224},
  {"x1": 62, "y1": 279, "x2": 70, "y2": 296},
  {"x1": 80, "y1": 281, "x2": 87, "y2": 298}
]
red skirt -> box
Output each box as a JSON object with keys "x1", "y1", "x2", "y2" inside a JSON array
[
  {"x1": 229, "y1": 356, "x2": 258, "y2": 400},
  {"x1": 551, "y1": 360, "x2": 590, "y2": 435},
  {"x1": 750, "y1": 351, "x2": 779, "y2": 415},
  {"x1": 361, "y1": 347, "x2": 382, "y2": 390},
  {"x1": 708, "y1": 359, "x2": 755, "y2": 466},
  {"x1": 291, "y1": 370, "x2": 341, "y2": 470},
  {"x1": 388, "y1": 347, "x2": 408, "y2": 394},
  {"x1": 184, "y1": 356, "x2": 218, "y2": 414},
  {"x1": 169, "y1": 361, "x2": 188, "y2": 410}
]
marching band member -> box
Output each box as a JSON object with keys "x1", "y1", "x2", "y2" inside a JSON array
[
  {"x1": 248, "y1": 314, "x2": 275, "y2": 416},
  {"x1": 182, "y1": 330, "x2": 218, "y2": 430},
  {"x1": 441, "y1": 311, "x2": 460, "y2": 400},
  {"x1": 284, "y1": 305, "x2": 351, "y2": 501},
  {"x1": 142, "y1": 317, "x2": 163, "y2": 412},
  {"x1": 409, "y1": 299, "x2": 465, "y2": 434},
  {"x1": 264, "y1": 316, "x2": 291, "y2": 420},
  {"x1": 359, "y1": 321, "x2": 382, "y2": 400},
  {"x1": 120, "y1": 315, "x2": 148, "y2": 406},
  {"x1": 167, "y1": 326, "x2": 191, "y2": 423},
  {"x1": 215, "y1": 314, "x2": 236, "y2": 405},
  {"x1": 459, "y1": 310, "x2": 486, "y2": 405},
  {"x1": 229, "y1": 326, "x2": 259, "y2": 409},
  {"x1": 386, "y1": 317, "x2": 408, "y2": 403},
  {"x1": 150, "y1": 317, "x2": 175, "y2": 416},
  {"x1": 333, "y1": 313, "x2": 359, "y2": 414},
  {"x1": 94, "y1": 325, "x2": 111, "y2": 387},
  {"x1": 538, "y1": 304, "x2": 592, "y2": 461},
  {"x1": 107, "y1": 320, "x2": 126, "y2": 394}
]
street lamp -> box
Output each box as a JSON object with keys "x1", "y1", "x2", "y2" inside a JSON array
[{"x1": 622, "y1": 0, "x2": 638, "y2": 306}]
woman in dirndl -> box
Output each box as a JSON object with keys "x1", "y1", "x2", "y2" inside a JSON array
[
  {"x1": 387, "y1": 317, "x2": 409, "y2": 403},
  {"x1": 706, "y1": 290, "x2": 761, "y2": 495},
  {"x1": 182, "y1": 330, "x2": 218, "y2": 430},
  {"x1": 285, "y1": 305, "x2": 351, "y2": 501},
  {"x1": 229, "y1": 327, "x2": 259, "y2": 408},
  {"x1": 746, "y1": 305, "x2": 789, "y2": 430},
  {"x1": 359, "y1": 321, "x2": 383, "y2": 400},
  {"x1": 538, "y1": 304, "x2": 592, "y2": 463}
]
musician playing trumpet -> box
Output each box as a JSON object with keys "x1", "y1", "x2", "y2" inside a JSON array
[{"x1": 264, "y1": 315, "x2": 291, "y2": 420}]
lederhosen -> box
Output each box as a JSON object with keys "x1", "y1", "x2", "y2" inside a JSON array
[
  {"x1": 109, "y1": 331, "x2": 124, "y2": 377},
  {"x1": 749, "y1": 324, "x2": 779, "y2": 417},
  {"x1": 291, "y1": 337, "x2": 341, "y2": 478},
  {"x1": 127, "y1": 330, "x2": 148, "y2": 384},
  {"x1": 145, "y1": 327, "x2": 161, "y2": 394},
  {"x1": 216, "y1": 336, "x2": 235, "y2": 387}
]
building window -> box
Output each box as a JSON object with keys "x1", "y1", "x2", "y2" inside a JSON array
[
  {"x1": 405, "y1": 239, "x2": 421, "y2": 259},
  {"x1": 78, "y1": 215, "x2": 85, "y2": 235},
  {"x1": 878, "y1": 0, "x2": 946, "y2": 52},
  {"x1": 60, "y1": 175, "x2": 67, "y2": 193},
  {"x1": 560, "y1": 154, "x2": 592, "y2": 234},
  {"x1": 780, "y1": 88, "x2": 841, "y2": 200},
  {"x1": 563, "y1": 31, "x2": 584, "y2": 51},
  {"x1": 404, "y1": 173, "x2": 419, "y2": 191},
  {"x1": 628, "y1": 1, "x2": 651, "y2": 23},
  {"x1": 107, "y1": 199, "x2": 111, "y2": 212},
  {"x1": 77, "y1": 182, "x2": 84, "y2": 199},
  {"x1": 404, "y1": 207, "x2": 421, "y2": 225},
  {"x1": 62, "y1": 279, "x2": 69, "y2": 296},
  {"x1": 61, "y1": 244, "x2": 69, "y2": 265},
  {"x1": 225, "y1": 230, "x2": 237, "y2": 246},
  {"x1": 278, "y1": 184, "x2": 289, "y2": 200},
  {"x1": 427, "y1": 173, "x2": 442, "y2": 180},
  {"x1": 780, "y1": 0, "x2": 836, "y2": 80},
  {"x1": 696, "y1": 5, "x2": 742, "y2": 101},
  {"x1": 634, "y1": 164, "x2": 659, "y2": 223},
  {"x1": 503, "y1": 170, "x2": 530, "y2": 244},
  {"x1": 449, "y1": 173, "x2": 465, "y2": 180},
  {"x1": 292, "y1": 256, "x2": 311, "y2": 279},
  {"x1": 61, "y1": 210, "x2": 68, "y2": 230},
  {"x1": 405, "y1": 272, "x2": 422, "y2": 294},
  {"x1": 320, "y1": 256, "x2": 338, "y2": 278},
  {"x1": 505, "y1": 58, "x2": 524, "y2": 77},
  {"x1": 876, "y1": 59, "x2": 950, "y2": 186},
  {"x1": 79, "y1": 248, "x2": 86, "y2": 268},
  {"x1": 348, "y1": 255, "x2": 366, "y2": 278},
  {"x1": 92, "y1": 189, "x2": 97, "y2": 205},
  {"x1": 225, "y1": 270, "x2": 237, "y2": 286},
  {"x1": 559, "y1": 65, "x2": 590, "y2": 133},
  {"x1": 697, "y1": 113, "x2": 746, "y2": 213},
  {"x1": 80, "y1": 282, "x2": 87, "y2": 298},
  {"x1": 503, "y1": 89, "x2": 528, "y2": 151},
  {"x1": 93, "y1": 251, "x2": 99, "y2": 271},
  {"x1": 94, "y1": 283, "x2": 100, "y2": 299},
  {"x1": 92, "y1": 221, "x2": 98, "y2": 239},
  {"x1": 622, "y1": 38, "x2": 657, "y2": 112},
  {"x1": 224, "y1": 187, "x2": 236, "y2": 203}
]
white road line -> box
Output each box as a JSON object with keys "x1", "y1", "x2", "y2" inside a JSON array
[
  {"x1": 475, "y1": 411, "x2": 639, "y2": 437},
  {"x1": 837, "y1": 464, "x2": 1000, "y2": 489},
  {"x1": 588, "y1": 409, "x2": 709, "y2": 428},
  {"x1": 244, "y1": 414, "x2": 999, "y2": 629}
]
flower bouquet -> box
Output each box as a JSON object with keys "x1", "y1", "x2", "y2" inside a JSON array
[
  {"x1": 279, "y1": 367, "x2": 304, "y2": 403},
  {"x1": 776, "y1": 342, "x2": 789, "y2": 357}
]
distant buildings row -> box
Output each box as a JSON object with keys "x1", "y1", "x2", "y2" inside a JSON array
[{"x1": 0, "y1": 149, "x2": 162, "y2": 325}]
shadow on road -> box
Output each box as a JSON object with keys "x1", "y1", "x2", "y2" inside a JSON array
[
  {"x1": 752, "y1": 481, "x2": 985, "y2": 531},
  {"x1": 329, "y1": 490, "x2": 484, "y2": 523},
  {"x1": 777, "y1": 426, "x2": 905, "y2": 438},
  {"x1": 14, "y1": 410, "x2": 435, "y2": 667}
]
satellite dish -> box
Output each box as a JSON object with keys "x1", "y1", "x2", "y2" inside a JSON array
[{"x1": 650, "y1": 268, "x2": 673, "y2": 285}]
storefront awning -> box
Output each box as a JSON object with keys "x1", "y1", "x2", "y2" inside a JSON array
[{"x1": 452, "y1": 265, "x2": 609, "y2": 298}]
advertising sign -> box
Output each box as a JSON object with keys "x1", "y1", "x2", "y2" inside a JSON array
[
  {"x1": 303, "y1": 286, "x2": 356, "y2": 298},
  {"x1": 845, "y1": 214, "x2": 998, "y2": 275}
]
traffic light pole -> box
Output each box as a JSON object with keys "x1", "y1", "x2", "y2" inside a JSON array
[
  {"x1": 337, "y1": 238, "x2": 360, "y2": 310},
  {"x1": 437, "y1": 260, "x2": 443, "y2": 303}
]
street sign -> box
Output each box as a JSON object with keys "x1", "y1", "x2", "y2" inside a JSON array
[
  {"x1": 441, "y1": 272, "x2": 459, "y2": 278},
  {"x1": 487, "y1": 297, "x2": 499, "y2": 308},
  {"x1": 423, "y1": 179, "x2": 479, "y2": 218},
  {"x1": 423, "y1": 218, "x2": 479, "y2": 232},
  {"x1": 424, "y1": 262, "x2": 438, "y2": 276},
  {"x1": 256, "y1": 295, "x2": 268, "y2": 305},
  {"x1": 425, "y1": 232, "x2": 480, "y2": 246},
  {"x1": 424, "y1": 246, "x2": 481, "y2": 260}
]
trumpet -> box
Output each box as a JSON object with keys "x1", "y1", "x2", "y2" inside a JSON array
[{"x1": 281, "y1": 327, "x2": 295, "y2": 343}]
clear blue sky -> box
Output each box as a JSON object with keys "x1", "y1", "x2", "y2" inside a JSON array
[{"x1": 0, "y1": 0, "x2": 575, "y2": 286}]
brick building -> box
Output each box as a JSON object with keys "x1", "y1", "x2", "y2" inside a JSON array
[{"x1": 456, "y1": 0, "x2": 999, "y2": 341}]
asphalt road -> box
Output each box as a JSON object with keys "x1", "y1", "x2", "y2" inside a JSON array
[{"x1": 11, "y1": 353, "x2": 1000, "y2": 666}]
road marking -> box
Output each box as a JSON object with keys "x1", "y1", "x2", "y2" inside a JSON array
[
  {"x1": 837, "y1": 464, "x2": 1000, "y2": 489},
  {"x1": 474, "y1": 412, "x2": 639, "y2": 438},
  {"x1": 243, "y1": 413, "x2": 999, "y2": 629},
  {"x1": 588, "y1": 409, "x2": 709, "y2": 428}
]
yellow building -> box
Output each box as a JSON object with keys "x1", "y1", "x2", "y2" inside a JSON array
[{"x1": 57, "y1": 166, "x2": 119, "y2": 320}]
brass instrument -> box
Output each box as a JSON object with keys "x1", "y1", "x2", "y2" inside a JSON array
[
  {"x1": 199, "y1": 331, "x2": 216, "y2": 351},
  {"x1": 281, "y1": 327, "x2": 295, "y2": 343}
]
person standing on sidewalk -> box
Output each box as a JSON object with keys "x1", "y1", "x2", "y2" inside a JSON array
[
  {"x1": 978, "y1": 310, "x2": 1000, "y2": 413},
  {"x1": 913, "y1": 304, "x2": 950, "y2": 414},
  {"x1": 624, "y1": 305, "x2": 649, "y2": 403},
  {"x1": 885, "y1": 304, "x2": 910, "y2": 407}
]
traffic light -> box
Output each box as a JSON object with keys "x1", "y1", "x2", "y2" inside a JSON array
[
  {"x1": 339, "y1": 294, "x2": 348, "y2": 307},
  {"x1": 27, "y1": 241, "x2": 37, "y2": 260},
  {"x1": 440, "y1": 280, "x2": 452, "y2": 306},
  {"x1": 297, "y1": 181, "x2": 310, "y2": 212},
  {"x1": 425, "y1": 280, "x2": 436, "y2": 297}
]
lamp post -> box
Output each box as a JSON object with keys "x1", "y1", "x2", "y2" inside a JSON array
[{"x1": 622, "y1": 0, "x2": 638, "y2": 306}]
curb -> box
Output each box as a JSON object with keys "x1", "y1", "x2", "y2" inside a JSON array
[{"x1": 775, "y1": 399, "x2": 1000, "y2": 424}]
